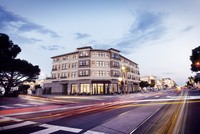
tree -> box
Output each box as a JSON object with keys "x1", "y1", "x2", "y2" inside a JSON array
[
  {"x1": 186, "y1": 76, "x2": 194, "y2": 87},
  {"x1": 190, "y1": 46, "x2": 200, "y2": 72},
  {"x1": 0, "y1": 33, "x2": 40, "y2": 96},
  {"x1": 139, "y1": 81, "x2": 149, "y2": 89},
  {"x1": 18, "y1": 84, "x2": 30, "y2": 94},
  {"x1": 149, "y1": 80, "x2": 156, "y2": 87}
]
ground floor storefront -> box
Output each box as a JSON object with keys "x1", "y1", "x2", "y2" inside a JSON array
[{"x1": 43, "y1": 79, "x2": 140, "y2": 95}]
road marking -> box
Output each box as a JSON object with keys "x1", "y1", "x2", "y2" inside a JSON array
[
  {"x1": 0, "y1": 116, "x2": 22, "y2": 122},
  {"x1": 2, "y1": 121, "x2": 36, "y2": 131},
  {"x1": 84, "y1": 130, "x2": 105, "y2": 134},
  {"x1": 0, "y1": 104, "x2": 39, "y2": 109},
  {"x1": 30, "y1": 124, "x2": 82, "y2": 134},
  {"x1": 0, "y1": 116, "x2": 103, "y2": 134},
  {"x1": 14, "y1": 104, "x2": 31, "y2": 107},
  {"x1": 130, "y1": 106, "x2": 163, "y2": 133}
]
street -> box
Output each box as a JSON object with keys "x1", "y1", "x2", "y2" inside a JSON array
[{"x1": 0, "y1": 89, "x2": 200, "y2": 134}]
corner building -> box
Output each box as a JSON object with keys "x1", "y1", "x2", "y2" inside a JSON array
[{"x1": 43, "y1": 46, "x2": 140, "y2": 95}]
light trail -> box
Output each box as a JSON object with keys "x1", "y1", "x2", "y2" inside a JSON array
[
  {"x1": 14, "y1": 97, "x2": 200, "y2": 122},
  {"x1": 129, "y1": 90, "x2": 190, "y2": 134}
]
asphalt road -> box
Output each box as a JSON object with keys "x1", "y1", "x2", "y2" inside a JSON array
[{"x1": 1, "y1": 89, "x2": 200, "y2": 134}]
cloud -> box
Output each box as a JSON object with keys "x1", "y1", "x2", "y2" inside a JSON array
[
  {"x1": 10, "y1": 34, "x2": 42, "y2": 44},
  {"x1": 182, "y1": 25, "x2": 194, "y2": 32},
  {"x1": 75, "y1": 32, "x2": 90, "y2": 39},
  {"x1": 40, "y1": 45, "x2": 64, "y2": 51},
  {"x1": 0, "y1": 5, "x2": 59, "y2": 38},
  {"x1": 162, "y1": 72, "x2": 175, "y2": 75},
  {"x1": 114, "y1": 11, "x2": 166, "y2": 54}
]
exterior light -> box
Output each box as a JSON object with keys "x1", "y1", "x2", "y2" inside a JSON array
[
  {"x1": 121, "y1": 66, "x2": 125, "y2": 72},
  {"x1": 118, "y1": 77, "x2": 122, "y2": 82},
  {"x1": 196, "y1": 62, "x2": 200, "y2": 66}
]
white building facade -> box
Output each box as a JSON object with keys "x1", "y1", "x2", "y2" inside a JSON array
[{"x1": 43, "y1": 46, "x2": 140, "y2": 95}]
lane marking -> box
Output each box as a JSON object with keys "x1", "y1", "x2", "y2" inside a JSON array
[
  {"x1": 0, "y1": 106, "x2": 13, "y2": 109},
  {"x1": 14, "y1": 104, "x2": 31, "y2": 107},
  {"x1": 84, "y1": 130, "x2": 105, "y2": 134},
  {"x1": 0, "y1": 116, "x2": 22, "y2": 122},
  {"x1": 129, "y1": 106, "x2": 163, "y2": 133}
]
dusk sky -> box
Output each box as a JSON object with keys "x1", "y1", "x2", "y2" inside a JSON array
[{"x1": 0, "y1": 0, "x2": 199, "y2": 86}]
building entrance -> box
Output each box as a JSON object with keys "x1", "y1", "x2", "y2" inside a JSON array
[{"x1": 62, "y1": 84, "x2": 68, "y2": 94}]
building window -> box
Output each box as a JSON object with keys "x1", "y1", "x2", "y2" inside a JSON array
[
  {"x1": 79, "y1": 70, "x2": 89, "y2": 76},
  {"x1": 96, "y1": 71, "x2": 109, "y2": 76},
  {"x1": 112, "y1": 70, "x2": 120, "y2": 77},
  {"x1": 112, "y1": 61, "x2": 120, "y2": 68},
  {"x1": 92, "y1": 71, "x2": 95, "y2": 76},
  {"x1": 71, "y1": 72, "x2": 77, "y2": 77},
  {"x1": 79, "y1": 51, "x2": 89, "y2": 57},
  {"x1": 71, "y1": 84, "x2": 78, "y2": 94},
  {"x1": 52, "y1": 65, "x2": 57, "y2": 71},
  {"x1": 106, "y1": 71, "x2": 110, "y2": 76},
  {"x1": 96, "y1": 61, "x2": 102, "y2": 66},
  {"x1": 62, "y1": 63, "x2": 67, "y2": 70},
  {"x1": 79, "y1": 60, "x2": 89, "y2": 67},
  {"x1": 53, "y1": 58, "x2": 60, "y2": 62},
  {"x1": 80, "y1": 84, "x2": 90, "y2": 93},
  {"x1": 61, "y1": 72, "x2": 67, "y2": 78},
  {"x1": 51, "y1": 73, "x2": 57, "y2": 79},
  {"x1": 97, "y1": 71, "x2": 105, "y2": 76},
  {"x1": 96, "y1": 61, "x2": 107, "y2": 67},
  {"x1": 106, "y1": 53, "x2": 109, "y2": 57},
  {"x1": 72, "y1": 62, "x2": 77, "y2": 68},
  {"x1": 92, "y1": 52, "x2": 95, "y2": 57},
  {"x1": 73, "y1": 54, "x2": 78, "y2": 59},
  {"x1": 112, "y1": 53, "x2": 120, "y2": 59},
  {"x1": 106, "y1": 61, "x2": 109, "y2": 67},
  {"x1": 63, "y1": 56, "x2": 67, "y2": 60}
]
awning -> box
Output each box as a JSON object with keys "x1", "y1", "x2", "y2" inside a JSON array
[{"x1": 91, "y1": 80, "x2": 111, "y2": 83}]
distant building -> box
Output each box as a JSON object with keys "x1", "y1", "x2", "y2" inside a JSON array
[
  {"x1": 140, "y1": 75, "x2": 176, "y2": 89},
  {"x1": 43, "y1": 46, "x2": 140, "y2": 95},
  {"x1": 161, "y1": 78, "x2": 176, "y2": 89},
  {"x1": 140, "y1": 75, "x2": 156, "y2": 85}
]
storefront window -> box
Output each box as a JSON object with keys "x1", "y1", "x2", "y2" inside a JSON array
[
  {"x1": 71, "y1": 84, "x2": 78, "y2": 94},
  {"x1": 80, "y1": 84, "x2": 90, "y2": 93},
  {"x1": 92, "y1": 84, "x2": 104, "y2": 94},
  {"x1": 110, "y1": 84, "x2": 118, "y2": 93}
]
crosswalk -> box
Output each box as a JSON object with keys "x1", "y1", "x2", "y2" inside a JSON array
[
  {"x1": 0, "y1": 116, "x2": 104, "y2": 134},
  {"x1": 0, "y1": 103, "x2": 46, "y2": 110}
]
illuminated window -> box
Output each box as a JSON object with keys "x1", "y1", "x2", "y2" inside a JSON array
[
  {"x1": 72, "y1": 84, "x2": 78, "y2": 93},
  {"x1": 80, "y1": 84, "x2": 90, "y2": 93}
]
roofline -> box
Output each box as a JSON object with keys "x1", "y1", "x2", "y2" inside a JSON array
[
  {"x1": 108, "y1": 48, "x2": 120, "y2": 53},
  {"x1": 51, "y1": 51, "x2": 78, "y2": 59},
  {"x1": 77, "y1": 46, "x2": 93, "y2": 50}
]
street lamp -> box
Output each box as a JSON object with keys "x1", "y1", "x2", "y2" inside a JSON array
[
  {"x1": 118, "y1": 66, "x2": 126, "y2": 94},
  {"x1": 118, "y1": 77, "x2": 123, "y2": 95}
]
